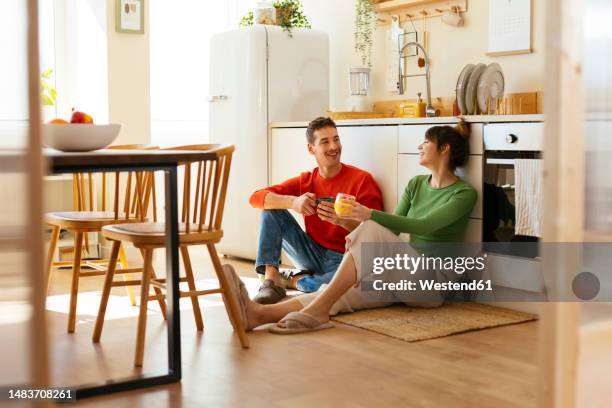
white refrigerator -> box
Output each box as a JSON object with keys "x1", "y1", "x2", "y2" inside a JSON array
[{"x1": 208, "y1": 25, "x2": 329, "y2": 260}]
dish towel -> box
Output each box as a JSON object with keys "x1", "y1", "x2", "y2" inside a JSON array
[{"x1": 514, "y1": 159, "x2": 543, "y2": 237}]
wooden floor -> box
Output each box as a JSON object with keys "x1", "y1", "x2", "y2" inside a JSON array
[{"x1": 6, "y1": 247, "x2": 540, "y2": 407}]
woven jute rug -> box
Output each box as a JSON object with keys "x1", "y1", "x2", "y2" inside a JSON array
[{"x1": 331, "y1": 302, "x2": 537, "y2": 342}]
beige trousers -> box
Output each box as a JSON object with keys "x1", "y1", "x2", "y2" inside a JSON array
[{"x1": 296, "y1": 220, "x2": 445, "y2": 316}]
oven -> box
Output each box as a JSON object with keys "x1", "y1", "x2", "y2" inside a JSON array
[{"x1": 483, "y1": 122, "x2": 543, "y2": 258}]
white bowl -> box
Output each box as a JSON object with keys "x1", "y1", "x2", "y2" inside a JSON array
[{"x1": 43, "y1": 124, "x2": 121, "y2": 152}]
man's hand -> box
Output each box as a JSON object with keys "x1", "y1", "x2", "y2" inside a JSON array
[
  {"x1": 291, "y1": 193, "x2": 316, "y2": 216},
  {"x1": 316, "y1": 201, "x2": 341, "y2": 225}
]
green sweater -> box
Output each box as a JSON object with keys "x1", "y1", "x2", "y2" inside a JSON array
[{"x1": 371, "y1": 175, "x2": 477, "y2": 243}]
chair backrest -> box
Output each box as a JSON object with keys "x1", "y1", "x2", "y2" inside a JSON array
[
  {"x1": 164, "y1": 144, "x2": 235, "y2": 234},
  {"x1": 71, "y1": 144, "x2": 159, "y2": 221}
]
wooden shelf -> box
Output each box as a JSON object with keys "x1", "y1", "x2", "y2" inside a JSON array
[{"x1": 373, "y1": 0, "x2": 468, "y2": 24}]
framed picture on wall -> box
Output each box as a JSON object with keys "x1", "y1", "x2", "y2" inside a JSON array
[{"x1": 116, "y1": 0, "x2": 144, "y2": 34}]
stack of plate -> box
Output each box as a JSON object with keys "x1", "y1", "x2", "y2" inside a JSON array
[{"x1": 455, "y1": 63, "x2": 505, "y2": 115}]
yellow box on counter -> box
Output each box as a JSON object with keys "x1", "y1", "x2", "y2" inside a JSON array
[{"x1": 399, "y1": 101, "x2": 426, "y2": 118}]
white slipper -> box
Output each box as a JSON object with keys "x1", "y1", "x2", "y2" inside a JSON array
[{"x1": 269, "y1": 311, "x2": 334, "y2": 335}]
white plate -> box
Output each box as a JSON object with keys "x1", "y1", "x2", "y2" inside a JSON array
[
  {"x1": 43, "y1": 124, "x2": 121, "y2": 152},
  {"x1": 465, "y1": 63, "x2": 486, "y2": 115},
  {"x1": 456, "y1": 64, "x2": 475, "y2": 116},
  {"x1": 477, "y1": 63, "x2": 505, "y2": 114}
]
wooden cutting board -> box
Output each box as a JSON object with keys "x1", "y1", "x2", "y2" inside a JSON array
[{"x1": 327, "y1": 111, "x2": 386, "y2": 120}]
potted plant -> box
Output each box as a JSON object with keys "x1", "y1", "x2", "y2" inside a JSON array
[
  {"x1": 40, "y1": 68, "x2": 57, "y2": 121},
  {"x1": 349, "y1": 0, "x2": 376, "y2": 112},
  {"x1": 354, "y1": 0, "x2": 376, "y2": 68},
  {"x1": 274, "y1": 0, "x2": 310, "y2": 36},
  {"x1": 240, "y1": 0, "x2": 311, "y2": 37}
]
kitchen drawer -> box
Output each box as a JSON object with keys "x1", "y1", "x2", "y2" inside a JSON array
[
  {"x1": 398, "y1": 154, "x2": 482, "y2": 219},
  {"x1": 484, "y1": 122, "x2": 543, "y2": 151},
  {"x1": 399, "y1": 123, "x2": 483, "y2": 155}
]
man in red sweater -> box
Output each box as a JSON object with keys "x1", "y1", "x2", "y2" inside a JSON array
[{"x1": 249, "y1": 117, "x2": 384, "y2": 304}]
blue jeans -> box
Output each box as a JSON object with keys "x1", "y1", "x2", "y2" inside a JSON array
[{"x1": 255, "y1": 210, "x2": 344, "y2": 293}]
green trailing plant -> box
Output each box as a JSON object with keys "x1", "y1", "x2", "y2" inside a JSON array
[
  {"x1": 240, "y1": 10, "x2": 254, "y2": 27},
  {"x1": 40, "y1": 68, "x2": 57, "y2": 106},
  {"x1": 239, "y1": 0, "x2": 311, "y2": 37},
  {"x1": 354, "y1": 0, "x2": 375, "y2": 67}
]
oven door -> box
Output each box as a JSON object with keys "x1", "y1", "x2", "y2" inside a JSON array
[{"x1": 483, "y1": 152, "x2": 540, "y2": 258}]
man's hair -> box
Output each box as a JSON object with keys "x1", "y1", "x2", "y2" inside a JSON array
[{"x1": 306, "y1": 117, "x2": 337, "y2": 144}]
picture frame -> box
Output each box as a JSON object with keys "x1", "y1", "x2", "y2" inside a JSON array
[{"x1": 116, "y1": 0, "x2": 144, "y2": 34}]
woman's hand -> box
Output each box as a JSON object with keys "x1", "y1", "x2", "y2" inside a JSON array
[{"x1": 338, "y1": 201, "x2": 372, "y2": 222}]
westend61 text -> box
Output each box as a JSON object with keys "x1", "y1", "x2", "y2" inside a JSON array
[{"x1": 372, "y1": 279, "x2": 493, "y2": 292}]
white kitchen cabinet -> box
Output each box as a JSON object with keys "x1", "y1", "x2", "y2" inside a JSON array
[
  {"x1": 269, "y1": 127, "x2": 314, "y2": 185},
  {"x1": 399, "y1": 123, "x2": 483, "y2": 155},
  {"x1": 455, "y1": 155, "x2": 483, "y2": 218},
  {"x1": 336, "y1": 126, "x2": 398, "y2": 212},
  {"x1": 268, "y1": 127, "x2": 313, "y2": 236},
  {"x1": 270, "y1": 125, "x2": 399, "y2": 214},
  {"x1": 397, "y1": 154, "x2": 483, "y2": 219},
  {"x1": 397, "y1": 153, "x2": 429, "y2": 191}
]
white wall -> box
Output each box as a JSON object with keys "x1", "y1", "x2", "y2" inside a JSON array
[
  {"x1": 149, "y1": 0, "x2": 252, "y2": 147},
  {"x1": 106, "y1": 0, "x2": 150, "y2": 145},
  {"x1": 0, "y1": 0, "x2": 29, "y2": 122},
  {"x1": 302, "y1": 0, "x2": 544, "y2": 111},
  {"x1": 56, "y1": 0, "x2": 109, "y2": 124}
]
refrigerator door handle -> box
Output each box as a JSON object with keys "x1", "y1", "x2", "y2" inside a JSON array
[{"x1": 208, "y1": 95, "x2": 229, "y2": 102}]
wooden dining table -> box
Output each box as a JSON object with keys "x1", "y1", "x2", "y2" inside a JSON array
[{"x1": 46, "y1": 147, "x2": 222, "y2": 399}]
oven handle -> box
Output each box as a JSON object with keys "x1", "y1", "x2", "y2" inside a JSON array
[{"x1": 486, "y1": 158, "x2": 515, "y2": 165}]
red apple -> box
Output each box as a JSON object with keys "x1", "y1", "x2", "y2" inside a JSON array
[{"x1": 70, "y1": 109, "x2": 94, "y2": 124}]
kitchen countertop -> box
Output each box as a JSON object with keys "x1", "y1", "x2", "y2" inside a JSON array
[{"x1": 270, "y1": 114, "x2": 544, "y2": 128}]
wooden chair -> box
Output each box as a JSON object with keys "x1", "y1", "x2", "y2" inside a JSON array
[
  {"x1": 45, "y1": 144, "x2": 165, "y2": 333},
  {"x1": 93, "y1": 144, "x2": 248, "y2": 367}
]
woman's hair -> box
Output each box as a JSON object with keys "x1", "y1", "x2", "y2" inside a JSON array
[{"x1": 424, "y1": 119, "x2": 471, "y2": 171}]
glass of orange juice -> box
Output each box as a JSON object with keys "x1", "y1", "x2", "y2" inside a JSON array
[{"x1": 334, "y1": 193, "x2": 355, "y2": 215}]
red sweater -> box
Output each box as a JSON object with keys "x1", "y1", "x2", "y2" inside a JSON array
[{"x1": 249, "y1": 163, "x2": 384, "y2": 253}]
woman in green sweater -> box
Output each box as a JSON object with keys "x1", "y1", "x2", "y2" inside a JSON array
[{"x1": 225, "y1": 120, "x2": 477, "y2": 333}]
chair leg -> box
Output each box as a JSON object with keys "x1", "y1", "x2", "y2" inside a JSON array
[
  {"x1": 135, "y1": 248, "x2": 153, "y2": 367},
  {"x1": 149, "y1": 267, "x2": 167, "y2": 321},
  {"x1": 206, "y1": 243, "x2": 249, "y2": 348},
  {"x1": 138, "y1": 249, "x2": 167, "y2": 320},
  {"x1": 45, "y1": 225, "x2": 61, "y2": 296},
  {"x1": 118, "y1": 244, "x2": 137, "y2": 306},
  {"x1": 67, "y1": 231, "x2": 84, "y2": 333},
  {"x1": 181, "y1": 245, "x2": 204, "y2": 331},
  {"x1": 92, "y1": 240, "x2": 121, "y2": 343}
]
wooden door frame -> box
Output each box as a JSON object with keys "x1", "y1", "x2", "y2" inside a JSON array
[
  {"x1": 27, "y1": 0, "x2": 50, "y2": 393},
  {"x1": 539, "y1": 0, "x2": 585, "y2": 406}
]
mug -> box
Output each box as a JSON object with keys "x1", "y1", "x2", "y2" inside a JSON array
[{"x1": 334, "y1": 193, "x2": 356, "y2": 214}]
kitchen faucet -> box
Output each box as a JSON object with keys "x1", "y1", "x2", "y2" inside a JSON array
[{"x1": 398, "y1": 40, "x2": 436, "y2": 117}]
